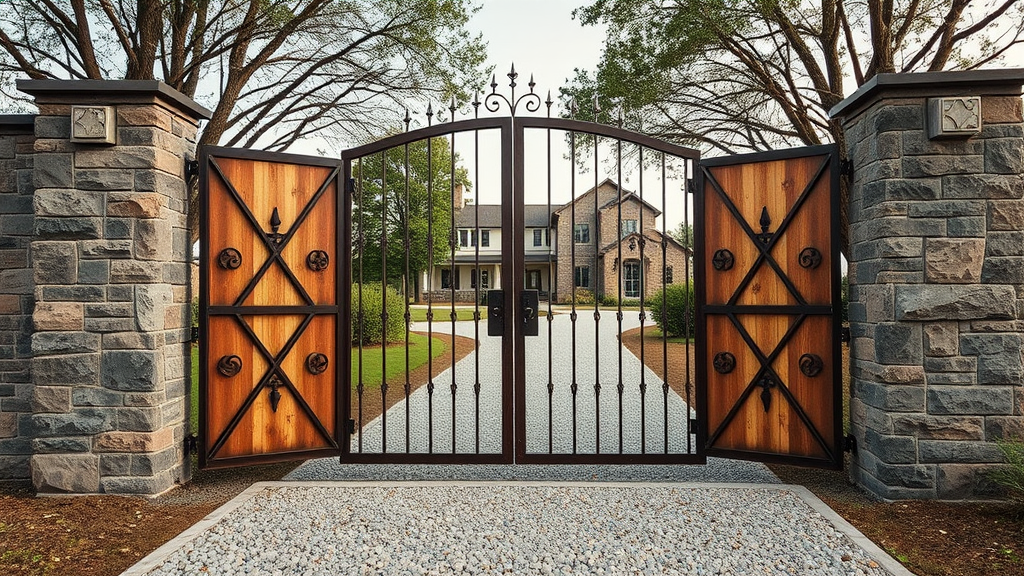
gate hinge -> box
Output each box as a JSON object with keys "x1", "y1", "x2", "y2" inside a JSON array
[
  {"x1": 184, "y1": 433, "x2": 199, "y2": 456},
  {"x1": 689, "y1": 418, "x2": 699, "y2": 435},
  {"x1": 347, "y1": 418, "x2": 356, "y2": 435},
  {"x1": 839, "y1": 158, "x2": 853, "y2": 180},
  {"x1": 345, "y1": 177, "x2": 356, "y2": 195},
  {"x1": 191, "y1": 326, "x2": 200, "y2": 344},
  {"x1": 184, "y1": 159, "x2": 200, "y2": 183},
  {"x1": 843, "y1": 434, "x2": 857, "y2": 453}
]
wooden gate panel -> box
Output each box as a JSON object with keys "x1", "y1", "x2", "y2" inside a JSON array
[
  {"x1": 200, "y1": 147, "x2": 342, "y2": 469},
  {"x1": 698, "y1": 146, "x2": 841, "y2": 468}
]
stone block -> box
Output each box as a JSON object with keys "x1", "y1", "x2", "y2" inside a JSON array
[
  {"x1": 853, "y1": 216, "x2": 945, "y2": 243},
  {"x1": 110, "y1": 260, "x2": 163, "y2": 283},
  {"x1": 80, "y1": 239, "x2": 133, "y2": 259},
  {"x1": 32, "y1": 154, "x2": 73, "y2": 188},
  {"x1": 85, "y1": 303, "x2": 133, "y2": 318},
  {"x1": 102, "y1": 350, "x2": 161, "y2": 392},
  {"x1": 31, "y1": 332, "x2": 100, "y2": 355},
  {"x1": 864, "y1": 429, "x2": 917, "y2": 464},
  {"x1": 891, "y1": 415, "x2": 984, "y2": 441},
  {"x1": 130, "y1": 446, "x2": 177, "y2": 476},
  {"x1": 74, "y1": 169, "x2": 135, "y2": 191},
  {"x1": 0, "y1": 268, "x2": 32, "y2": 295},
  {"x1": 942, "y1": 174, "x2": 1024, "y2": 199},
  {"x1": 135, "y1": 219, "x2": 172, "y2": 260},
  {"x1": 872, "y1": 105, "x2": 924, "y2": 133},
  {"x1": 72, "y1": 387, "x2": 123, "y2": 407},
  {"x1": 32, "y1": 241, "x2": 77, "y2": 284},
  {"x1": 906, "y1": 200, "x2": 985, "y2": 218},
  {"x1": 946, "y1": 216, "x2": 986, "y2": 237},
  {"x1": 40, "y1": 285, "x2": 105, "y2": 302},
  {"x1": 123, "y1": 392, "x2": 165, "y2": 407},
  {"x1": 988, "y1": 200, "x2": 1024, "y2": 231},
  {"x1": 117, "y1": 406, "x2": 162, "y2": 432},
  {"x1": 85, "y1": 317, "x2": 135, "y2": 332},
  {"x1": 31, "y1": 437, "x2": 91, "y2": 453},
  {"x1": 981, "y1": 96, "x2": 1024, "y2": 124},
  {"x1": 32, "y1": 353, "x2": 99, "y2": 386},
  {"x1": 32, "y1": 302, "x2": 83, "y2": 331},
  {"x1": 923, "y1": 322, "x2": 958, "y2": 356},
  {"x1": 924, "y1": 238, "x2": 984, "y2": 283},
  {"x1": 31, "y1": 454, "x2": 100, "y2": 493},
  {"x1": 854, "y1": 380, "x2": 926, "y2": 412},
  {"x1": 985, "y1": 416, "x2": 1024, "y2": 440},
  {"x1": 35, "y1": 116, "x2": 71, "y2": 139},
  {"x1": 108, "y1": 192, "x2": 165, "y2": 219},
  {"x1": 985, "y1": 138, "x2": 1024, "y2": 174},
  {"x1": 100, "y1": 471, "x2": 174, "y2": 496},
  {"x1": 0, "y1": 455, "x2": 30, "y2": 480},
  {"x1": 100, "y1": 454, "x2": 131, "y2": 476},
  {"x1": 117, "y1": 106, "x2": 173, "y2": 132},
  {"x1": 34, "y1": 189, "x2": 104, "y2": 217},
  {"x1": 106, "y1": 285, "x2": 134, "y2": 302},
  {"x1": 78, "y1": 260, "x2": 109, "y2": 284},
  {"x1": 981, "y1": 256, "x2": 1024, "y2": 284},
  {"x1": 919, "y1": 440, "x2": 1004, "y2": 463},
  {"x1": 135, "y1": 285, "x2": 172, "y2": 332},
  {"x1": 977, "y1": 353, "x2": 1024, "y2": 385},
  {"x1": 928, "y1": 386, "x2": 1014, "y2": 415},
  {"x1": 874, "y1": 323, "x2": 922, "y2": 364},
  {"x1": 31, "y1": 386, "x2": 70, "y2": 414},
  {"x1": 102, "y1": 332, "x2": 160, "y2": 350},
  {"x1": 93, "y1": 427, "x2": 173, "y2": 453},
  {"x1": 27, "y1": 408, "x2": 115, "y2": 437},
  {"x1": 0, "y1": 411, "x2": 16, "y2": 438},
  {"x1": 105, "y1": 218, "x2": 132, "y2": 239},
  {"x1": 135, "y1": 170, "x2": 185, "y2": 199},
  {"x1": 896, "y1": 285, "x2": 1016, "y2": 321},
  {"x1": 924, "y1": 356, "x2": 975, "y2": 372},
  {"x1": 986, "y1": 232, "x2": 1024, "y2": 256},
  {"x1": 34, "y1": 217, "x2": 102, "y2": 239},
  {"x1": 936, "y1": 464, "x2": 1006, "y2": 500},
  {"x1": 960, "y1": 333, "x2": 1024, "y2": 356},
  {"x1": 903, "y1": 155, "x2": 983, "y2": 178},
  {"x1": 873, "y1": 462, "x2": 936, "y2": 489},
  {"x1": 863, "y1": 178, "x2": 939, "y2": 205}
]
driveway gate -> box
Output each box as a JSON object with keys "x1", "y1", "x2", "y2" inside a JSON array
[{"x1": 199, "y1": 74, "x2": 842, "y2": 470}]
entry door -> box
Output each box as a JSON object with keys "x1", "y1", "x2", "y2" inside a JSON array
[
  {"x1": 199, "y1": 147, "x2": 342, "y2": 469},
  {"x1": 696, "y1": 145, "x2": 842, "y2": 468}
]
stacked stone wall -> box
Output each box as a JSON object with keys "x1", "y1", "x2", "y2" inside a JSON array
[
  {"x1": 834, "y1": 70, "x2": 1024, "y2": 499},
  {"x1": 0, "y1": 116, "x2": 36, "y2": 481}
]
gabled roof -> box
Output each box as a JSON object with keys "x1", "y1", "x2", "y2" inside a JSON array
[
  {"x1": 454, "y1": 204, "x2": 556, "y2": 228},
  {"x1": 552, "y1": 179, "x2": 662, "y2": 218},
  {"x1": 601, "y1": 191, "x2": 662, "y2": 217},
  {"x1": 598, "y1": 229, "x2": 693, "y2": 256}
]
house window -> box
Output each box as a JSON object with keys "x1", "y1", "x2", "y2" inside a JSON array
[
  {"x1": 471, "y1": 268, "x2": 477, "y2": 289},
  {"x1": 574, "y1": 223, "x2": 590, "y2": 244},
  {"x1": 533, "y1": 229, "x2": 543, "y2": 246},
  {"x1": 459, "y1": 230, "x2": 469, "y2": 247},
  {"x1": 622, "y1": 219, "x2": 637, "y2": 237},
  {"x1": 624, "y1": 261, "x2": 641, "y2": 298},
  {"x1": 574, "y1": 266, "x2": 590, "y2": 288},
  {"x1": 481, "y1": 270, "x2": 490, "y2": 289},
  {"x1": 665, "y1": 266, "x2": 674, "y2": 285},
  {"x1": 545, "y1": 228, "x2": 550, "y2": 246},
  {"x1": 441, "y1": 269, "x2": 452, "y2": 289},
  {"x1": 481, "y1": 230, "x2": 490, "y2": 247}
]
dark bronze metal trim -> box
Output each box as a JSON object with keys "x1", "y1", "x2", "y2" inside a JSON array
[
  {"x1": 306, "y1": 250, "x2": 329, "y2": 271},
  {"x1": 306, "y1": 353, "x2": 329, "y2": 375},
  {"x1": 799, "y1": 247, "x2": 822, "y2": 269},
  {"x1": 800, "y1": 353, "x2": 824, "y2": 377},
  {"x1": 713, "y1": 352, "x2": 735, "y2": 374},
  {"x1": 218, "y1": 248, "x2": 242, "y2": 270},
  {"x1": 712, "y1": 249, "x2": 734, "y2": 271},
  {"x1": 216, "y1": 355, "x2": 242, "y2": 377}
]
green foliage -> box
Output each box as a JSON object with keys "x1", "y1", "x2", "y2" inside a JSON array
[
  {"x1": 191, "y1": 298, "x2": 199, "y2": 329},
  {"x1": 669, "y1": 223, "x2": 693, "y2": 249},
  {"x1": 989, "y1": 438, "x2": 1024, "y2": 502},
  {"x1": 600, "y1": 295, "x2": 641, "y2": 307},
  {"x1": 571, "y1": 288, "x2": 596, "y2": 306},
  {"x1": 352, "y1": 283, "x2": 406, "y2": 346},
  {"x1": 352, "y1": 137, "x2": 469, "y2": 288},
  {"x1": 650, "y1": 283, "x2": 696, "y2": 338}
]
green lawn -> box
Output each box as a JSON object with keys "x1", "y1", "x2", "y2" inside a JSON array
[
  {"x1": 190, "y1": 345, "x2": 199, "y2": 433},
  {"x1": 642, "y1": 326, "x2": 693, "y2": 344},
  {"x1": 408, "y1": 307, "x2": 487, "y2": 322}
]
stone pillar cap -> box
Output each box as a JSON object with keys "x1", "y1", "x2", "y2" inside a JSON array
[
  {"x1": 16, "y1": 79, "x2": 212, "y2": 120},
  {"x1": 829, "y1": 68, "x2": 1024, "y2": 119}
]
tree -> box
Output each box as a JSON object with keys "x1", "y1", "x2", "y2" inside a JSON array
[
  {"x1": 0, "y1": 0, "x2": 487, "y2": 242},
  {"x1": 352, "y1": 136, "x2": 470, "y2": 300},
  {"x1": 564, "y1": 0, "x2": 1024, "y2": 251},
  {"x1": 668, "y1": 222, "x2": 693, "y2": 249}
]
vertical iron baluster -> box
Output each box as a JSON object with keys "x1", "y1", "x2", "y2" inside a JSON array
[
  {"x1": 593, "y1": 100, "x2": 601, "y2": 455},
  {"x1": 449, "y1": 104, "x2": 458, "y2": 454},
  {"x1": 473, "y1": 93, "x2": 481, "y2": 454},
  {"x1": 661, "y1": 154, "x2": 669, "y2": 454},
  {"x1": 426, "y1": 104, "x2": 435, "y2": 454},
  {"x1": 380, "y1": 150, "x2": 388, "y2": 453},
  {"x1": 403, "y1": 126, "x2": 411, "y2": 453},
  {"x1": 638, "y1": 145, "x2": 646, "y2": 454},
  {"x1": 546, "y1": 92, "x2": 554, "y2": 454},
  {"x1": 684, "y1": 158, "x2": 693, "y2": 455},
  {"x1": 615, "y1": 111, "x2": 623, "y2": 455},
  {"x1": 569, "y1": 124, "x2": 578, "y2": 455},
  {"x1": 357, "y1": 157, "x2": 364, "y2": 453}
]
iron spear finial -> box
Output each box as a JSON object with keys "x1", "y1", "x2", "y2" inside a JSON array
[{"x1": 426, "y1": 102, "x2": 434, "y2": 126}]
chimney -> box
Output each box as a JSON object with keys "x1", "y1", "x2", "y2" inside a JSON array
[{"x1": 455, "y1": 183, "x2": 465, "y2": 209}]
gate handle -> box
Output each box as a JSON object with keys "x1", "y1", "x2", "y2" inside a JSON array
[
  {"x1": 523, "y1": 307, "x2": 535, "y2": 322},
  {"x1": 490, "y1": 305, "x2": 503, "y2": 318}
]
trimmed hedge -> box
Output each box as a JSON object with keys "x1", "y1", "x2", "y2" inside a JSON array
[
  {"x1": 650, "y1": 283, "x2": 696, "y2": 338},
  {"x1": 352, "y1": 283, "x2": 405, "y2": 345}
]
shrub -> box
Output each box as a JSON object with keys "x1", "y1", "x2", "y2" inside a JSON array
[
  {"x1": 351, "y1": 283, "x2": 405, "y2": 345},
  {"x1": 989, "y1": 438, "x2": 1024, "y2": 503},
  {"x1": 571, "y1": 288, "x2": 595, "y2": 306},
  {"x1": 191, "y1": 297, "x2": 199, "y2": 328},
  {"x1": 650, "y1": 283, "x2": 696, "y2": 338}
]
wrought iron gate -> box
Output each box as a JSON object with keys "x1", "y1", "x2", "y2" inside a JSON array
[{"x1": 199, "y1": 72, "x2": 842, "y2": 469}]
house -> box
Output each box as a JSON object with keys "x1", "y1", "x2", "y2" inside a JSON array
[{"x1": 422, "y1": 179, "x2": 691, "y2": 303}]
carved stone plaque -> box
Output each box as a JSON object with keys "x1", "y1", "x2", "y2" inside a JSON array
[
  {"x1": 927, "y1": 97, "x2": 981, "y2": 139},
  {"x1": 70, "y1": 105, "x2": 117, "y2": 144}
]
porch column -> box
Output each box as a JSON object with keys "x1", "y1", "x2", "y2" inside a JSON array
[
  {"x1": 831, "y1": 69, "x2": 1024, "y2": 499},
  {"x1": 17, "y1": 80, "x2": 210, "y2": 494}
]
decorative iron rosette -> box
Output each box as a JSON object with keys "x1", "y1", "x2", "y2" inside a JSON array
[
  {"x1": 798, "y1": 247, "x2": 822, "y2": 269},
  {"x1": 306, "y1": 250, "x2": 329, "y2": 272},
  {"x1": 799, "y1": 353, "x2": 824, "y2": 377},
  {"x1": 217, "y1": 355, "x2": 242, "y2": 377},
  {"x1": 218, "y1": 248, "x2": 242, "y2": 270},
  {"x1": 713, "y1": 352, "x2": 736, "y2": 374},
  {"x1": 712, "y1": 249, "x2": 734, "y2": 271},
  {"x1": 306, "y1": 353, "x2": 329, "y2": 375}
]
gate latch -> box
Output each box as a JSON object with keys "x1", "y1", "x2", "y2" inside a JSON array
[
  {"x1": 521, "y1": 289, "x2": 539, "y2": 337},
  {"x1": 487, "y1": 290, "x2": 504, "y2": 336}
]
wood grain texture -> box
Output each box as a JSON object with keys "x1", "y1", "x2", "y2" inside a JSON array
[{"x1": 702, "y1": 153, "x2": 836, "y2": 464}]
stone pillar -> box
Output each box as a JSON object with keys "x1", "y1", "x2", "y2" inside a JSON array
[
  {"x1": 0, "y1": 115, "x2": 36, "y2": 482},
  {"x1": 831, "y1": 69, "x2": 1024, "y2": 500},
  {"x1": 16, "y1": 80, "x2": 210, "y2": 495}
]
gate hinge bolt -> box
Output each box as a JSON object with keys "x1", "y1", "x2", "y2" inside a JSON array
[
  {"x1": 184, "y1": 159, "x2": 200, "y2": 183},
  {"x1": 347, "y1": 418, "x2": 356, "y2": 434},
  {"x1": 184, "y1": 434, "x2": 199, "y2": 455},
  {"x1": 345, "y1": 177, "x2": 356, "y2": 194},
  {"x1": 839, "y1": 158, "x2": 853, "y2": 180},
  {"x1": 843, "y1": 434, "x2": 857, "y2": 453},
  {"x1": 689, "y1": 418, "x2": 699, "y2": 435},
  {"x1": 191, "y1": 326, "x2": 200, "y2": 344}
]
